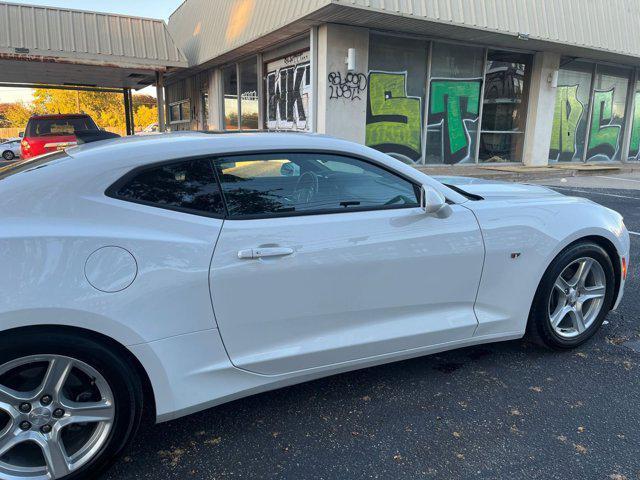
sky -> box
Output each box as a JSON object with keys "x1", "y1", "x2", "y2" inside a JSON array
[
  {"x1": 0, "y1": 0, "x2": 180, "y2": 104},
  {"x1": 16, "y1": 0, "x2": 179, "y2": 21}
]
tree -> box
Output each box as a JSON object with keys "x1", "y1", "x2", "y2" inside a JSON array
[
  {"x1": 1, "y1": 89, "x2": 158, "y2": 133},
  {"x1": 134, "y1": 105, "x2": 158, "y2": 130},
  {"x1": 4, "y1": 102, "x2": 33, "y2": 129},
  {"x1": 133, "y1": 94, "x2": 156, "y2": 109}
]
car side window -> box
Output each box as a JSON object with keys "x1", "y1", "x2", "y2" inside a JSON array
[
  {"x1": 112, "y1": 159, "x2": 225, "y2": 217},
  {"x1": 214, "y1": 153, "x2": 419, "y2": 218}
]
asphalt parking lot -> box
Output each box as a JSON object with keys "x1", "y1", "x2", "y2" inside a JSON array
[{"x1": 95, "y1": 174, "x2": 635, "y2": 479}]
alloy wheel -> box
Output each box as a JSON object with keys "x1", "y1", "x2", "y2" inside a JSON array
[
  {"x1": 0, "y1": 355, "x2": 115, "y2": 480},
  {"x1": 548, "y1": 257, "x2": 607, "y2": 339}
]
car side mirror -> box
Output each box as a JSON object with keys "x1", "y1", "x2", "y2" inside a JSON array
[
  {"x1": 18, "y1": 132, "x2": 24, "y2": 138},
  {"x1": 420, "y1": 185, "x2": 452, "y2": 218}
]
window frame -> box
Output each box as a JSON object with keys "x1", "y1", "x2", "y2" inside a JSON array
[
  {"x1": 105, "y1": 150, "x2": 423, "y2": 221},
  {"x1": 168, "y1": 99, "x2": 192, "y2": 125},
  {"x1": 213, "y1": 150, "x2": 423, "y2": 220},
  {"x1": 105, "y1": 157, "x2": 227, "y2": 219}
]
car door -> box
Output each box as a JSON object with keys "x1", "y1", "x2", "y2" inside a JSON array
[{"x1": 210, "y1": 152, "x2": 484, "y2": 376}]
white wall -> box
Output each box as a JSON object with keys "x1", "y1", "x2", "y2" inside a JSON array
[{"x1": 317, "y1": 24, "x2": 369, "y2": 144}]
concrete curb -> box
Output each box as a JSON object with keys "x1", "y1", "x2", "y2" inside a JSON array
[{"x1": 416, "y1": 162, "x2": 640, "y2": 182}]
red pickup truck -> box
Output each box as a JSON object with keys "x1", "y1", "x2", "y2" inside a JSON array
[{"x1": 20, "y1": 114, "x2": 101, "y2": 159}]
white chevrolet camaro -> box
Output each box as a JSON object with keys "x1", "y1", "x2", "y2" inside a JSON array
[{"x1": 0, "y1": 133, "x2": 630, "y2": 479}]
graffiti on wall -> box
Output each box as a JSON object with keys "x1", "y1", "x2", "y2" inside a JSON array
[
  {"x1": 365, "y1": 71, "x2": 422, "y2": 163},
  {"x1": 266, "y1": 52, "x2": 311, "y2": 131},
  {"x1": 549, "y1": 85, "x2": 585, "y2": 162},
  {"x1": 587, "y1": 88, "x2": 621, "y2": 161},
  {"x1": 328, "y1": 72, "x2": 368, "y2": 101},
  {"x1": 428, "y1": 79, "x2": 482, "y2": 164},
  {"x1": 629, "y1": 91, "x2": 640, "y2": 160}
]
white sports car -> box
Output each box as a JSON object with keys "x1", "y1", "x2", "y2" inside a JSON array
[{"x1": 0, "y1": 133, "x2": 630, "y2": 479}]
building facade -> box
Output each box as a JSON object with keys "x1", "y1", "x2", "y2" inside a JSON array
[{"x1": 165, "y1": 0, "x2": 640, "y2": 166}]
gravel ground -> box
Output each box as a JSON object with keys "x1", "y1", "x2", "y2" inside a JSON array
[{"x1": 100, "y1": 185, "x2": 640, "y2": 480}]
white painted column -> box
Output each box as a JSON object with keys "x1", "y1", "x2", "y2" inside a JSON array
[
  {"x1": 522, "y1": 51, "x2": 561, "y2": 166},
  {"x1": 207, "y1": 68, "x2": 224, "y2": 131},
  {"x1": 316, "y1": 24, "x2": 369, "y2": 143}
]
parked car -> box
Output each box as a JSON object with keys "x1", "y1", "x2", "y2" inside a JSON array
[
  {"x1": 20, "y1": 114, "x2": 101, "y2": 159},
  {"x1": 143, "y1": 122, "x2": 159, "y2": 133},
  {"x1": 0, "y1": 137, "x2": 21, "y2": 160},
  {"x1": 0, "y1": 133, "x2": 629, "y2": 480}
]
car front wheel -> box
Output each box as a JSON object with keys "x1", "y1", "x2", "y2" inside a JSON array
[
  {"x1": 0, "y1": 331, "x2": 143, "y2": 479},
  {"x1": 2, "y1": 150, "x2": 14, "y2": 161},
  {"x1": 528, "y1": 241, "x2": 616, "y2": 349}
]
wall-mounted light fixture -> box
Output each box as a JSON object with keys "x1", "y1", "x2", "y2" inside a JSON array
[
  {"x1": 517, "y1": 32, "x2": 530, "y2": 41},
  {"x1": 346, "y1": 48, "x2": 357, "y2": 72}
]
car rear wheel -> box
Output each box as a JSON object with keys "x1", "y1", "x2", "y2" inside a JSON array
[
  {"x1": 2, "y1": 151, "x2": 14, "y2": 161},
  {"x1": 527, "y1": 241, "x2": 615, "y2": 349},
  {"x1": 0, "y1": 331, "x2": 143, "y2": 479}
]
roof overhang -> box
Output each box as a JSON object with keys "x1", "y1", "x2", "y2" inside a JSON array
[
  {"x1": 168, "y1": 2, "x2": 640, "y2": 83},
  {"x1": 0, "y1": 2, "x2": 188, "y2": 90},
  {"x1": 316, "y1": 4, "x2": 640, "y2": 68}
]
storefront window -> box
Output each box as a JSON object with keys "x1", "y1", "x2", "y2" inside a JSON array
[
  {"x1": 265, "y1": 51, "x2": 311, "y2": 131},
  {"x1": 366, "y1": 34, "x2": 429, "y2": 164},
  {"x1": 222, "y1": 66, "x2": 239, "y2": 130},
  {"x1": 550, "y1": 61, "x2": 632, "y2": 163},
  {"x1": 629, "y1": 80, "x2": 640, "y2": 161},
  {"x1": 478, "y1": 51, "x2": 532, "y2": 163},
  {"x1": 426, "y1": 42, "x2": 484, "y2": 164},
  {"x1": 549, "y1": 61, "x2": 593, "y2": 162},
  {"x1": 587, "y1": 65, "x2": 630, "y2": 162},
  {"x1": 239, "y1": 59, "x2": 259, "y2": 130}
]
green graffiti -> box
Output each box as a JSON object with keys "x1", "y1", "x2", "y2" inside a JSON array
[
  {"x1": 429, "y1": 80, "x2": 481, "y2": 164},
  {"x1": 587, "y1": 88, "x2": 620, "y2": 160},
  {"x1": 549, "y1": 85, "x2": 584, "y2": 161},
  {"x1": 626, "y1": 91, "x2": 640, "y2": 161},
  {"x1": 366, "y1": 71, "x2": 422, "y2": 163}
]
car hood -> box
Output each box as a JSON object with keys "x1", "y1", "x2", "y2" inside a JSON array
[{"x1": 433, "y1": 176, "x2": 563, "y2": 201}]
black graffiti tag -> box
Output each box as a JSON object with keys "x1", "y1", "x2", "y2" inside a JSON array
[
  {"x1": 267, "y1": 62, "x2": 310, "y2": 127},
  {"x1": 328, "y1": 72, "x2": 368, "y2": 101}
]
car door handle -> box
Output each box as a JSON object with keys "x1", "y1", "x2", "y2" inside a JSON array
[{"x1": 238, "y1": 247, "x2": 295, "y2": 259}]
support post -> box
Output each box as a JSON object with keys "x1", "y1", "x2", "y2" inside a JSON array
[
  {"x1": 123, "y1": 88, "x2": 133, "y2": 136},
  {"x1": 521, "y1": 52, "x2": 562, "y2": 166},
  {"x1": 156, "y1": 71, "x2": 167, "y2": 132},
  {"x1": 128, "y1": 89, "x2": 135, "y2": 135}
]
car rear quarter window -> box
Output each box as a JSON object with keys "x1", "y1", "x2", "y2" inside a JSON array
[
  {"x1": 214, "y1": 153, "x2": 419, "y2": 218},
  {"x1": 111, "y1": 159, "x2": 225, "y2": 217}
]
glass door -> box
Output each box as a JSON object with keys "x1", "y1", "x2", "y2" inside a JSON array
[{"x1": 478, "y1": 51, "x2": 532, "y2": 163}]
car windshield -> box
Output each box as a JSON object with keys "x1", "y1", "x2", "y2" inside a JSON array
[
  {"x1": 26, "y1": 117, "x2": 98, "y2": 137},
  {"x1": 0, "y1": 151, "x2": 68, "y2": 181}
]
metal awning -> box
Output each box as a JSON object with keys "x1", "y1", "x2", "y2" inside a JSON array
[{"x1": 0, "y1": 1, "x2": 188, "y2": 90}]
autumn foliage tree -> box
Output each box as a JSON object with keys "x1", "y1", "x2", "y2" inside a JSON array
[{"x1": 3, "y1": 89, "x2": 158, "y2": 133}]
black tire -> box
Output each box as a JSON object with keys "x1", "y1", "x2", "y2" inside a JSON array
[
  {"x1": 0, "y1": 329, "x2": 144, "y2": 480},
  {"x1": 2, "y1": 150, "x2": 15, "y2": 160},
  {"x1": 527, "y1": 241, "x2": 615, "y2": 350}
]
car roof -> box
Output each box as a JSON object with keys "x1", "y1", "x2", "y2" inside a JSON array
[
  {"x1": 29, "y1": 114, "x2": 92, "y2": 120},
  {"x1": 2, "y1": 132, "x2": 469, "y2": 205},
  {"x1": 66, "y1": 132, "x2": 372, "y2": 168}
]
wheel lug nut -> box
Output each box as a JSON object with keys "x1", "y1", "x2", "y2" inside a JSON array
[
  {"x1": 19, "y1": 421, "x2": 31, "y2": 431},
  {"x1": 40, "y1": 395, "x2": 52, "y2": 406},
  {"x1": 53, "y1": 409, "x2": 65, "y2": 418},
  {"x1": 19, "y1": 403, "x2": 31, "y2": 413},
  {"x1": 40, "y1": 424, "x2": 52, "y2": 434}
]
